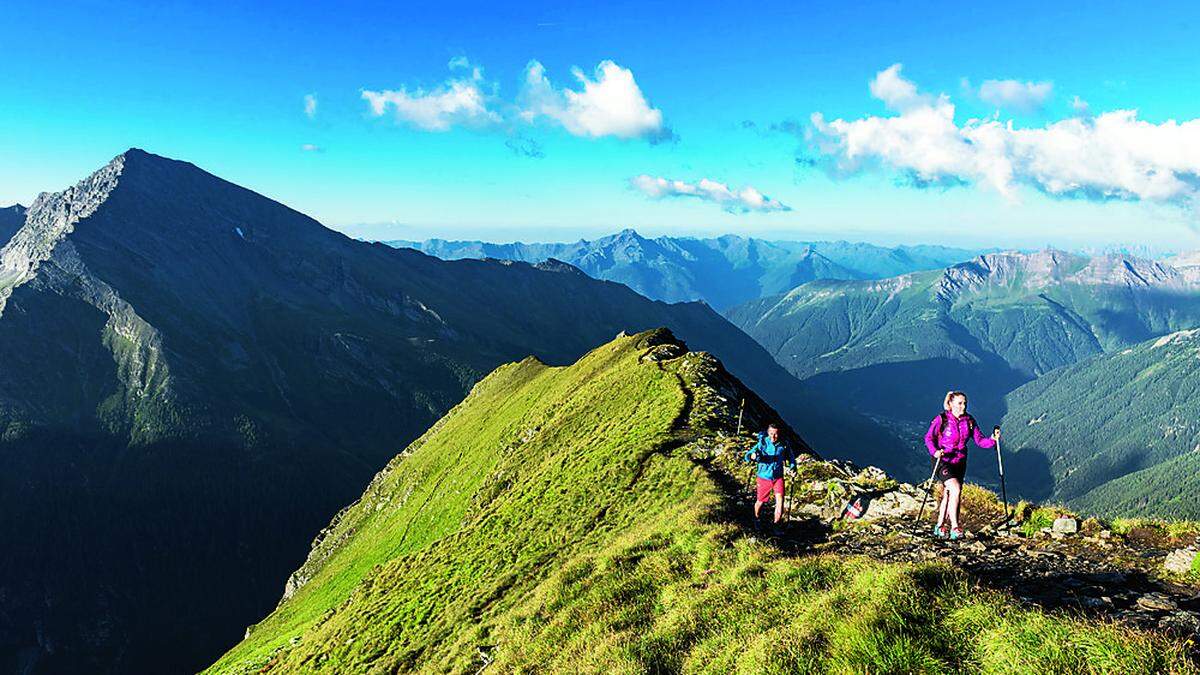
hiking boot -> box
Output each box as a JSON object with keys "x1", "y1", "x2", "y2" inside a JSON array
[
  {"x1": 932, "y1": 524, "x2": 947, "y2": 539},
  {"x1": 949, "y1": 528, "x2": 964, "y2": 540}
]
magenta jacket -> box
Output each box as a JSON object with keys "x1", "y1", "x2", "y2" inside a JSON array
[{"x1": 924, "y1": 412, "x2": 994, "y2": 464}]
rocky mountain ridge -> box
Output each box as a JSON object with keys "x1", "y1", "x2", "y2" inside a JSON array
[{"x1": 935, "y1": 249, "x2": 1193, "y2": 302}]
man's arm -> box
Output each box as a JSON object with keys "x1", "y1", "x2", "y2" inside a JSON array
[{"x1": 743, "y1": 436, "x2": 762, "y2": 463}]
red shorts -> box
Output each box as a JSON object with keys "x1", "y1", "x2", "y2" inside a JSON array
[{"x1": 756, "y1": 477, "x2": 785, "y2": 503}]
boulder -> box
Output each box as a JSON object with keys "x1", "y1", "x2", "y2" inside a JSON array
[
  {"x1": 1137, "y1": 593, "x2": 1178, "y2": 612},
  {"x1": 1164, "y1": 548, "x2": 1198, "y2": 575},
  {"x1": 1052, "y1": 517, "x2": 1079, "y2": 534},
  {"x1": 859, "y1": 488, "x2": 923, "y2": 521},
  {"x1": 1160, "y1": 611, "x2": 1200, "y2": 635}
]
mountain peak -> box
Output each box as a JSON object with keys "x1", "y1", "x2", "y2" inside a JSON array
[
  {"x1": 609, "y1": 227, "x2": 649, "y2": 244},
  {"x1": 935, "y1": 249, "x2": 1190, "y2": 302}
]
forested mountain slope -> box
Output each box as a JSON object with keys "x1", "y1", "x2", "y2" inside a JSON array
[{"x1": 1001, "y1": 329, "x2": 1200, "y2": 518}]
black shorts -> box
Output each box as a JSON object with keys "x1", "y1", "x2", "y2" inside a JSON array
[{"x1": 935, "y1": 459, "x2": 966, "y2": 483}]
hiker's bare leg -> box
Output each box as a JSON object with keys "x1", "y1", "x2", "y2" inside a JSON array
[
  {"x1": 935, "y1": 486, "x2": 949, "y2": 528},
  {"x1": 946, "y1": 478, "x2": 962, "y2": 531},
  {"x1": 773, "y1": 490, "x2": 784, "y2": 523},
  {"x1": 754, "y1": 497, "x2": 762, "y2": 519}
]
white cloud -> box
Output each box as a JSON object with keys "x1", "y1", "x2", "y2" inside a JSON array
[
  {"x1": 977, "y1": 79, "x2": 1053, "y2": 112},
  {"x1": 630, "y1": 175, "x2": 790, "y2": 213},
  {"x1": 361, "y1": 67, "x2": 500, "y2": 132},
  {"x1": 810, "y1": 64, "x2": 1200, "y2": 206},
  {"x1": 1072, "y1": 95, "x2": 1091, "y2": 118},
  {"x1": 301, "y1": 143, "x2": 323, "y2": 152},
  {"x1": 870, "y1": 64, "x2": 933, "y2": 112},
  {"x1": 520, "y1": 60, "x2": 670, "y2": 141},
  {"x1": 304, "y1": 94, "x2": 318, "y2": 119},
  {"x1": 362, "y1": 58, "x2": 668, "y2": 142}
]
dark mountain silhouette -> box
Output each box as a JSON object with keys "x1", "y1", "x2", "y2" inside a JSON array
[{"x1": 0, "y1": 150, "x2": 894, "y2": 674}]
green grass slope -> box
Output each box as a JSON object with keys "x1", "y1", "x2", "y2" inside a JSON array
[
  {"x1": 1001, "y1": 329, "x2": 1200, "y2": 517},
  {"x1": 207, "y1": 330, "x2": 1193, "y2": 674}
]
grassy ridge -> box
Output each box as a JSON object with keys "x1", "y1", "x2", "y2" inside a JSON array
[{"x1": 208, "y1": 330, "x2": 1197, "y2": 674}]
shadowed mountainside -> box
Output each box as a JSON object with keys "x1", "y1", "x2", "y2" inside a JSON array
[{"x1": 0, "y1": 150, "x2": 895, "y2": 674}]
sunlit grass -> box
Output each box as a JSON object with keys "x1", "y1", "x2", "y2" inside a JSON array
[{"x1": 206, "y1": 331, "x2": 1198, "y2": 674}]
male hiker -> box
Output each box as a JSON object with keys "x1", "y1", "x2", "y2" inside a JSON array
[{"x1": 744, "y1": 423, "x2": 797, "y2": 529}]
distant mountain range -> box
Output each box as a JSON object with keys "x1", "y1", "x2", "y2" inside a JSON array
[
  {"x1": 1001, "y1": 328, "x2": 1200, "y2": 519},
  {"x1": 727, "y1": 250, "x2": 1200, "y2": 480},
  {"x1": 388, "y1": 230, "x2": 985, "y2": 310},
  {"x1": 0, "y1": 150, "x2": 896, "y2": 674}
]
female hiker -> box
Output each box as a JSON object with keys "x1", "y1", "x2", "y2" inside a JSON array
[{"x1": 923, "y1": 391, "x2": 1000, "y2": 540}]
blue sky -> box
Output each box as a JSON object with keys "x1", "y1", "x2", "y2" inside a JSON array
[{"x1": 3, "y1": 0, "x2": 1200, "y2": 249}]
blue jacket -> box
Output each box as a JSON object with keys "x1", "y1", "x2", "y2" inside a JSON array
[{"x1": 743, "y1": 433, "x2": 796, "y2": 480}]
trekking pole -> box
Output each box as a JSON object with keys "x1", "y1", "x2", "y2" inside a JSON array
[
  {"x1": 735, "y1": 398, "x2": 745, "y2": 436},
  {"x1": 915, "y1": 457, "x2": 941, "y2": 523},
  {"x1": 746, "y1": 462, "x2": 756, "y2": 506},
  {"x1": 994, "y1": 428, "x2": 1010, "y2": 524}
]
